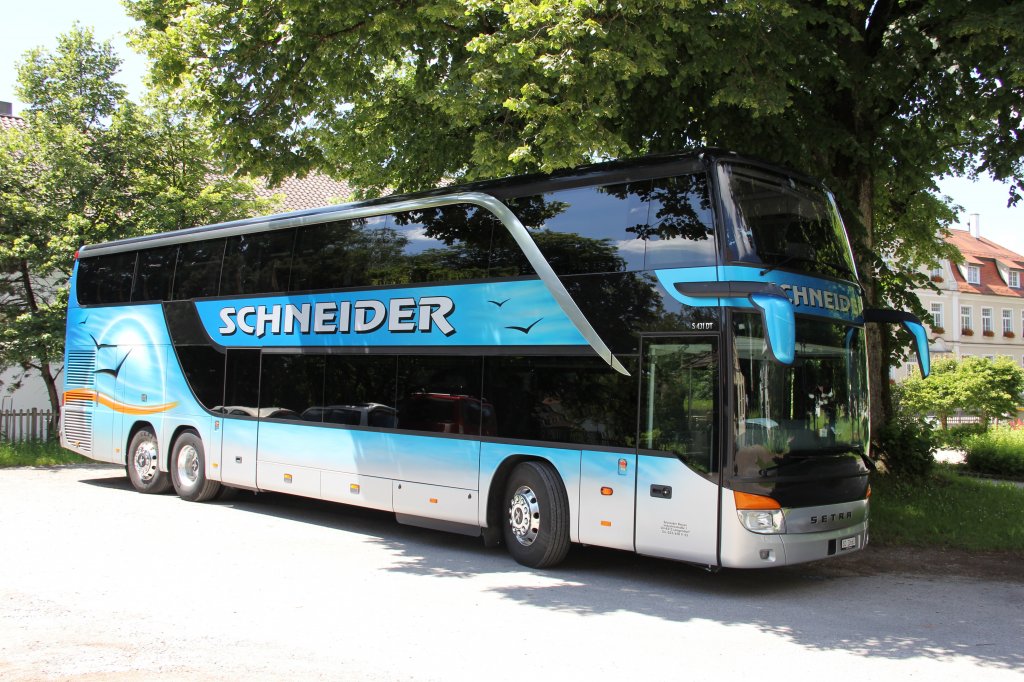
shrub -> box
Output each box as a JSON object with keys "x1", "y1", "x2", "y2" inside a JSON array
[
  {"x1": 934, "y1": 423, "x2": 986, "y2": 449},
  {"x1": 874, "y1": 414, "x2": 936, "y2": 478},
  {"x1": 964, "y1": 426, "x2": 1024, "y2": 478}
]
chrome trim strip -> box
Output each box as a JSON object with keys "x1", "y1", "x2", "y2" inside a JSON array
[{"x1": 82, "y1": 192, "x2": 629, "y2": 375}]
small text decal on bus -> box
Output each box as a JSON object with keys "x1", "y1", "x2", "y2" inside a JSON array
[{"x1": 217, "y1": 296, "x2": 457, "y2": 338}]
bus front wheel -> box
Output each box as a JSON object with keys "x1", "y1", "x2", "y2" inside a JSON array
[
  {"x1": 126, "y1": 428, "x2": 171, "y2": 494},
  {"x1": 170, "y1": 431, "x2": 221, "y2": 503},
  {"x1": 502, "y1": 461, "x2": 570, "y2": 568}
]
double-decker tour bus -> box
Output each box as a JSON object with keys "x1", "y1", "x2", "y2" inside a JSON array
[{"x1": 60, "y1": 150, "x2": 929, "y2": 569}]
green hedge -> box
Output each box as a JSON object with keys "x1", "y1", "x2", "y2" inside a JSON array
[{"x1": 965, "y1": 427, "x2": 1024, "y2": 478}]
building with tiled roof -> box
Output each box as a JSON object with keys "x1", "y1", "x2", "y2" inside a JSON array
[
  {"x1": 895, "y1": 218, "x2": 1024, "y2": 379},
  {"x1": 1, "y1": 101, "x2": 24, "y2": 130},
  {"x1": 254, "y1": 172, "x2": 354, "y2": 212}
]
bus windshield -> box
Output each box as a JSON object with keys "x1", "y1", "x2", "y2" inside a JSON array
[
  {"x1": 732, "y1": 313, "x2": 869, "y2": 474},
  {"x1": 720, "y1": 164, "x2": 857, "y2": 281}
]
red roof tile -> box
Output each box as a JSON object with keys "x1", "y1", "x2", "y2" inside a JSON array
[
  {"x1": 254, "y1": 172, "x2": 355, "y2": 212},
  {"x1": 0, "y1": 114, "x2": 25, "y2": 131}
]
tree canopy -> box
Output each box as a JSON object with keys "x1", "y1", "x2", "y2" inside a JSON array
[
  {"x1": 125, "y1": 0, "x2": 1024, "y2": 428},
  {"x1": 0, "y1": 25, "x2": 275, "y2": 417},
  {"x1": 897, "y1": 356, "x2": 1024, "y2": 425}
]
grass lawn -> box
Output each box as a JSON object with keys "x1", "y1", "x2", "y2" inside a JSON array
[
  {"x1": 0, "y1": 440, "x2": 90, "y2": 468},
  {"x1": 870, "y1": 465, "x2": 1024, "y2": 553}
]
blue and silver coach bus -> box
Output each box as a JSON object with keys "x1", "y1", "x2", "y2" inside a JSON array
[{"x1": 61, "y1": 150, "x2": 929, "y2": 569}]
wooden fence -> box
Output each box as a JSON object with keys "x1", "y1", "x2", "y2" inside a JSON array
[{"x1": 0, "y1": 408, "x2": 55, "y2": 442}]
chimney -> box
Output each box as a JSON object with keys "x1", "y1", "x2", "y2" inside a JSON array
[
  {"x1": 969, "y1": 213, "x2": 980, "y2": 239},
  {"x1": 0, "y1": 101, "x2": 12, "y2": 117}
]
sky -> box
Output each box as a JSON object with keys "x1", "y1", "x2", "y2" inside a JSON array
[{"x1": 2, "y1": 0, "x2": 1022, "y2": 255}]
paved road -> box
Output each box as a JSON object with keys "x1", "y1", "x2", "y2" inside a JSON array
[{"x1": 1, "y1": 466, "x2": 1021, "y2": 681}]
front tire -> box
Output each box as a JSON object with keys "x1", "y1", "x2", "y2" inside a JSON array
[
  {"x1": 502, "y1": 461, "x2": 571, "y2": 568},
  {"x1": 126, "y1": 428, "x2": 171, "y2": 494},
  {"x1": 170, "y1": 431, "x2": 221, "y2": 502}
]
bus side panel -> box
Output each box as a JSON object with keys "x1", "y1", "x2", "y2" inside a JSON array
[
  {"x1": 634, "y1": 455, "x2": 719, "y2": 565},
  {"x1": 578, "y1": 451, "x2": 636, "y2": 551},
  {"x1": 479, "y1": 442, "x2": 582, "y2": 544},
  {"x1": 391, "y1": 432, "x2": 479, "y2": 491},
  {"x1": 256, "y1": 421, "x2": 398, "y2": 480},
  {"x1": 220, "y1": 418, "x2": 258, "y2": 488},
  {"x1": 90, "y1": 345, "x2": 125, "y2": 464}
]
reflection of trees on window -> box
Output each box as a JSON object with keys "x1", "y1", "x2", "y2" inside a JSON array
[{"x1": 641, "y1": 341, "x2": 718, "y2": 477}]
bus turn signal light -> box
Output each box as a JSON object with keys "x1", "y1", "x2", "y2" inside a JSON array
[
  {"x1": 733, "y1": 490, "x2": 781, "y2": 510},
  {"x1": 600, "y1": 487, "x2": 614, "y2": 496}
]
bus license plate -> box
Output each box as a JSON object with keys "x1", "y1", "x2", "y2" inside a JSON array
[{"x1": 840, "y1": 536, "x2": 858, "y2": 551}]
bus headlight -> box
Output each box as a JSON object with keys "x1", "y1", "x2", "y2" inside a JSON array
[
  {"x1": 733, "y1": 490, "x2": 786, "y2": 534},
  {"x1": 737, "y1": 508, "x2": 786, "y2": 534}
]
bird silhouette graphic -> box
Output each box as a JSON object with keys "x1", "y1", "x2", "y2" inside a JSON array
[
  {"x1": 95, "y1": 351, "x2": 130, "y2": 379},
  {"x1": 487, "y1": 298, "x2": 511, "y2": 308},
  {"x1": 88, "y1": 333, "x2": 117, "y2": 349},
  {"x1": 506, "y1": 318, "x2": 543, "y2": 334}
]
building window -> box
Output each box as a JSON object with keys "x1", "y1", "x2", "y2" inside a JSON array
[
  {"x1": 961, "y1": 306, "x2": 972, "y2": 332},
  {"x1": 982, "y1": 308, "x2": 993, "y2": 333},
  {"x1": 1011, "y1": 270, "x2": 1020, "y2": 288},
  {"x1": 967, "y1": 265, "x2": 981, "y2": 284},
  {"x1": 930, "y1": 303, "x2": 944, "y2": 331},
  {"x1": 1004, "y1": 309, "x2": 1014, "y2": 334},
  {"x1": 930, "y1": 266, "x2": 943, "y2": 281},
  {"x1": 906, "y1": 362, "x2": 918, "y2": 378}
]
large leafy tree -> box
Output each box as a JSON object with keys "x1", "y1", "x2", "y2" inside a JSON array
[
  {"x1": 126, "y1": 0, "x2": 1024, "y2": 431},
  {"x1": 0, "y1": 25, "x2": 275, "y2": 422}
]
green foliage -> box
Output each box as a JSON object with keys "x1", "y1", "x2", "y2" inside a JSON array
[
  {"x1": 897, "y1": 356, "x2": 1024, "y2": 425},
  {"x1": 873, "y1": 412, "x2": 936, "y2": 479},
  {"x1": 934, "y1": 423, "x2": 986, "y2": 450},
  {"x1": 965, "y1": 426, "x2": 1024, "y2": 478},
  {"x1": 869, "y1": 467, "x2": 1024, "y2": 552},
  {"x1": 0, "y1": 25, "x2": 276, "y2": 415},
  {"x1": 0, "y1": 440, "x2": 89, "y2": 468}
]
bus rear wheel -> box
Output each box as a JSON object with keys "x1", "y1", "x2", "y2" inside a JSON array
[
  {"x1": 170, "y1": 431, "x2": 221, "y2": 502},
  {"x1": 502, "y1": 461, "x2": 570, "y2": 568},
  {"x1": 126, "y1": 428, "x2": 171, "y2": 494}
]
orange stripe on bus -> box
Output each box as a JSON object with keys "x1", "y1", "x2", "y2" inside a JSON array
[{"x1": 62, "y1": 389, "x2": 177, "y2": 415}]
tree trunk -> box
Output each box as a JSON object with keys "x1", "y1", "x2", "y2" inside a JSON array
[
  {"x1": 852, "y1": 174, "x2": 891, "y2": 439},
  {"x1": 18, "y1": 260, "x2": 62, "y2": 435}
]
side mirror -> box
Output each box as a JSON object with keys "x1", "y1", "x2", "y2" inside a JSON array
[
  {"x1": 674, "y1": 281, "x2": 796, "y2": 365},
  {"x1": 863, "y1": 309, "x2": 931, "y2": 377}
]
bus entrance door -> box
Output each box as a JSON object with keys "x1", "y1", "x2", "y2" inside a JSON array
[{"x1": 634, "y1": 336, "x2": 721, "y2": 566}]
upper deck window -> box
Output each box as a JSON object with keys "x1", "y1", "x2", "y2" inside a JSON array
[
  {"x1": 505, "y1": 174, "x2": 716, "y2": 276},
  {"x1": 720, "y1": 165, "x2": 857, "y2": 281}
]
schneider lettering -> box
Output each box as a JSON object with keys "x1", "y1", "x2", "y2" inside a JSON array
[
  {"x1": 779, "y1": 284, "x2": 852, "y2": 313},
  {"x1": 217, "y1": 296, "x2": 456, "y2": 338}
]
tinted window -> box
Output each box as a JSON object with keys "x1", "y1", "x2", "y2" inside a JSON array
[
  {"x1": 642, "y1": 174, "x2": 716, "y2": 269},
  {"x1": 381, "y1": 206, "x2": 494, "y2": 285},
  {"x1": 76, "y1": 251, "x2": 136, "y2": 305},
  {"x1": 322, "y1": 355, "x2": 398, "y2": 428},
  {"x1": 174, "y1": 345, "x2": 224, "y2": 409},
  {"x1": 508, "y1": 184, "x2": 648, "y2": 275},
  {"x1": 260, "y1": 353, "x2": 325, "y2": 421},
  {"x1": 396, "y1": 356, "x2": 484, "y2": 435},
  {"x1": 224, "y1": 348, "x2": 260, "y2": 416},
  {"x1": 221, "y1": 229, "x2": 295, "y2": 296},
  {"x1": 133, "y1": 246, "x2": 178, "y2": 302},
  {"x1": 291, "y1": 217, "x2": 384, "y2": 292},
  {"x1": 482, "y1": 355, "x2": 638, "y2": 447},
  {"x1": 173, "y1": 239, "x2": 225, "y2": 300}
]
